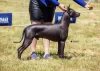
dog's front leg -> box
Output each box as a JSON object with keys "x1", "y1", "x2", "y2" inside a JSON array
[{"x1": 58, "y1": 41, "x2": 65, "y2": 58}]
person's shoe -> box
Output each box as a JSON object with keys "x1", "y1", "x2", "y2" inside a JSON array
[
  {"x1": 43, "y1": 54, "x2": 50, "y2": 59},
  {"x1": 31, "y1": 52, "x2": 39, "y2": 59}
]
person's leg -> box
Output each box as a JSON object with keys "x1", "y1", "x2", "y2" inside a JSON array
[
  {"x1": 31, "y1": 21, "x2": 41, "y2": 59},
  {"x1": 43, "y1": 38, "x2": 50, "y2": 54},
  {"x1": 31, "y1": 21, "x2": 50, "y2": 59},
  {"x1": 43, "y1": 38, "x2": 50, "y2": 59},
  {"x1": 42, "y1": 22, "x2": 51, "y2": 59}
]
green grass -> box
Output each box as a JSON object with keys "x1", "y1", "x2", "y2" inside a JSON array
[{"x1": 0, "y1": 0, "x2": 100, "y2": 71}]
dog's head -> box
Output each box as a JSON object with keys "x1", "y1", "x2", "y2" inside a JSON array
[{"x1": 66, "y1": 5, "x2": 80, "y2": 17}]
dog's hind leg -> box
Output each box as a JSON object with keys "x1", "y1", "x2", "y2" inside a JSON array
[
  {"x1": 58, "y1": 41, "x2": 65, "y2": 58},
  {"x1": 17, "y1": 38, "x2": 33, "y2": 59}
]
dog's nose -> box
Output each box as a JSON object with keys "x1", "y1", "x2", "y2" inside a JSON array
[
  {"x1": 78, "y1": 13, "x2": 80, "y2": 16},
  {"x1": 77, "y1": 13, "x2": 80, "y2": 17}
]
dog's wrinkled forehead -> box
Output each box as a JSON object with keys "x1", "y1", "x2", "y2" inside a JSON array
[
  {"x1": 70, "y1": 8, "x2": 75, "y2": 13},
  {"x1": 69, "y1": 8, "x2": 76, "y2": 15}
]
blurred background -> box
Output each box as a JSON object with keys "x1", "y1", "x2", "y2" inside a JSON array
[{"x1": 0, "y1": 0, "x2": 100, "y2": 71}]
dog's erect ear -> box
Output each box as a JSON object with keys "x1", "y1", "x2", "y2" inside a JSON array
[
  {"x1": 68, "y1": 4, "x2": 70, "y2": 8},
  {"x1": 67, "y1": 4, "x2": 70, "y2": 11}
]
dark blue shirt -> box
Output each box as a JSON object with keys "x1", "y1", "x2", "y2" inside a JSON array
[{"x1": 40, "y1": 0, "x2": 86, "y2": 7}]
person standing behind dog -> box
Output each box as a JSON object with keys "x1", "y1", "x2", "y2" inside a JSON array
[{"x1": 29, "y1": 0, "x2": 93, "y2": 59}]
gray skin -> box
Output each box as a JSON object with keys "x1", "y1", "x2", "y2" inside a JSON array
[{"x1": 16, "y1": 6, "x2": 80, "y2": 59}]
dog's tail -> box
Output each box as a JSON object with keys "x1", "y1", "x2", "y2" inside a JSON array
[{"x1": 14, "y1": 30, "x2": 25, "y2": 43}]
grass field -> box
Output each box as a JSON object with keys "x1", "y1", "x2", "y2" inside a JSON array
[{"x1": 0, "y1": 0, "x2": 100, "y2": 71}]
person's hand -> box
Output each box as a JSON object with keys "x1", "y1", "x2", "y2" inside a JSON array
[
  {"x1": 85, "y1": 4, "x2": 93, "y2": 10},
  {"x1": 58, "y1": 4, "x2": 66, "y2": 11}
]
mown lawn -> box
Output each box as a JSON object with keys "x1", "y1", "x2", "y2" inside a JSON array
[{"x1": 0, "y1": 0, "x2": 100, "y2": 71}]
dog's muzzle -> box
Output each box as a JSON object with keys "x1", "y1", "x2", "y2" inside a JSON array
[{"x1": 76, "y1": 12, "x2": 80, "y2": 17}]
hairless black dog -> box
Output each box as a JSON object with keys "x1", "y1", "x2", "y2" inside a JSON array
[{"x1": 16, "y1": 5, "x2": 80, "y2": 59}]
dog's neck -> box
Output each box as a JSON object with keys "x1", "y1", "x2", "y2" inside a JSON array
[{"x1": 60, "y1": 11, "x2": 70, "y2": 27}]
